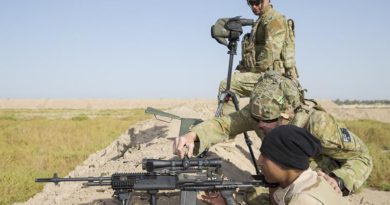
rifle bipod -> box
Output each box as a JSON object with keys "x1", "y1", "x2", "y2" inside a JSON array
[
  {"x1": 114, "y1": 190, "x2": 158, "y2": 205},
  {"x1": 115, "y1": 191, "x2": 131, "y2": 205}
]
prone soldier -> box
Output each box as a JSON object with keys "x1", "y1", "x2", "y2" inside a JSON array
[{"x1": 201, "y1": 125, "x2": 350, "y2": 205}]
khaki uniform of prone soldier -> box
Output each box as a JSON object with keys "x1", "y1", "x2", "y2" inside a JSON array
[
  {"x1": 191, "y1": 71, "x2": 372, "y2": 203},
  {"x1": 218, "y1": 0, "x2": 298, "y2": 115},
  {"x1": 273, "y1": 168, "x2": 350, "y2": 205},
  {"x1": 260, "y1": 125, "x2": 350, "y2": 205}
]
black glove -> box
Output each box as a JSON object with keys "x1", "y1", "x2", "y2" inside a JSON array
[{"x1": 329, "y1": 172, "x2": 350, "y2": 196}]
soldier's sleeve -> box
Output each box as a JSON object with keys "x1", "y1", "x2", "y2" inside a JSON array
[
  {"x1": 307, "y1": 111, "x2": 373, "y2": 192},
  {"x1": 255, "y1": 16, "x2": 286, "y2": 71},
  {"x1": 190, "y1": 105, "x2": 259, "y2": 154}
]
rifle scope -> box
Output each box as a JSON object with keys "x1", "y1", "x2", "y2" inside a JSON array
[{"x1": 142, "y1": 158, "x2": 223, "y2": 172}]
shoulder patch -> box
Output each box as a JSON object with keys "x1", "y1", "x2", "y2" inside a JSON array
[{"x1": 340, "y1": 128, "x2": 352, "y2": 142}]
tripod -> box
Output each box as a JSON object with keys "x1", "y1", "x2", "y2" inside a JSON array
[{"x1": 215, "y1": 38, "x2": 260, "y2": 175}]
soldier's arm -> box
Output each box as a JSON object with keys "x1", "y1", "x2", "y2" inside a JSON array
[
  {"x1": 190, "y1": 105, "x2": 258, "y2": 154},
  {"x1": 308, "y1": 111, "x2": 373, "y2": 193},
  {"x1": 330, "y1": 133, "x2": 373, "y2": 193},
  {"x1": 255, "y1": 16, "x2": 286, "y2": 71}
]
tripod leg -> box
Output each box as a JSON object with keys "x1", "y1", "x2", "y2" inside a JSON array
[
  {"x1": 242, "y1": 132, "x2": 260, "y2": 174},
  {"x1": 215, "y1": 41, "x2": 238, "y2": 117},
  {"x1": 214, "y1": 40, "x2": 259, "y2": 174},
  {"x1": 215, "y1": 92, "x2": 229, "y2": 117},
  {"x1": 230, "y1": 92, "x2": 260, "y2": 175}
]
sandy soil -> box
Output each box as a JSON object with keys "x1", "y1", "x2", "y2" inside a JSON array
[
  {"x1": 316, "y1": 99, "x2": 390, "y2": 123},
  {"x1": 0, "y1": 99, "x2": 216, "y2": 110},
  {"x1": 1, "y1": 98, "x2": 389, "y2": 123},
  {"x1": 8, "y1": 99, "x2": 390, "y2": 205}
]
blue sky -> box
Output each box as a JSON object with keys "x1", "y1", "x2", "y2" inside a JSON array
[{"x1": 1, "y1": 0, "x2": 389, "y2": 100}]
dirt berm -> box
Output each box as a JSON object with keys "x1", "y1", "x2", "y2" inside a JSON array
[{"x1": 14, "y1": 99, "x2": 390, "y2": 205}]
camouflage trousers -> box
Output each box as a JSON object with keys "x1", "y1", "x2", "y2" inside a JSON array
[{"x1": 218, "y1": 72, "x2": 262, "y2": 116}]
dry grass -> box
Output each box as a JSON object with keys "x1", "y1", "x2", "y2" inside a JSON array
[
  {"x1": 0, "y1": 109, "x2": 150, "y2": 205},
  {"x1": 343, "y1": 120, "x2": 390, "y2": 191},
  {"x1": 1, "y1": 107, "x2": 389, "y2": 205}
]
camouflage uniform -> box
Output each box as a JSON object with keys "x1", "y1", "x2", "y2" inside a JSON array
[
  {"x1": 193, "y1": 71, "x2": 372, "y2": 195},
  {"x1": 218, "y1": 4, "x2": 290, "y2": 115},
  {"x1": 273, "y1": 168, "x2": 350, "y2": 205}
]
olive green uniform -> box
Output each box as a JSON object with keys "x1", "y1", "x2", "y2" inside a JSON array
[
  {"x1": 218, "y1": 5, "x2": 290, "y2": 115},
  {"x1": 194, "y1": 73, "x2": 372, "y2": 193},
  {"x1": 192, "y1": 102, "x2": 372, "y2": 193}
]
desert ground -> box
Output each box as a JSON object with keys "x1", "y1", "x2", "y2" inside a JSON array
[{"x1": 5, "y1": 99, "x2": 390, "y2": 205}]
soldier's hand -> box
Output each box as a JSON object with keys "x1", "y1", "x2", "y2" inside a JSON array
[
  {"x1": 317, "y1": 170, "x2": 342, "y2": 195},
  {"x1": 235, "y1": 62, "x2": 248, "y2": 73},
  {"x1": 173, "y1": 132, "x2": 197, "y2": 158},
  {"x1": 201, "y1": 191, "x2": 226, "y2": 205},
  {"x1": 244, "y1": 57, "x2": 255, "y2": 70}
]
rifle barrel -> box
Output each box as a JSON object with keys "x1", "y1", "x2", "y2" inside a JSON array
[{"x1": 35, "y1": 173, "x2": 111, "y2": 185}]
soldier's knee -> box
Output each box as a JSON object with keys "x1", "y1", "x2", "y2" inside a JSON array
[{"x1": 218, "y1": 79, "x2": 227, "y2": 93}]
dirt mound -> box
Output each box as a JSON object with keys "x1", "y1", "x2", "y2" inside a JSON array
[
  {"x1": 0, "y1": 99, "x2": 216, "y2": 110},
  {"x1": 317, "y1": 99, "x2": 390, "y2": 123},
  {"x1": 15, "y1": 99, "x2": 390, "y2": 205}
]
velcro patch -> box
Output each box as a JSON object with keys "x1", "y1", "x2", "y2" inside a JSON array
[
  {"x1": 340, "y1": 128, "x2": 352, "y2": 142},
  {"x1": 276, "y1": 95, "x2": 285, "y2": 105}
]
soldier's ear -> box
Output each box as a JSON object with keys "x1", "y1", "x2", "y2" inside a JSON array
[
  {"x1": 280, "y1": 112, "x2": 295, "y2": 122},
  {"x1": 280, "y1": 112, "x2": 290, "y2": 119},
  {"x1": 278, "y1": 113, "x2": 289, "y2": 125}
]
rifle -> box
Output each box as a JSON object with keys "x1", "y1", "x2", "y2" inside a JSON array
[{"x1": 36, "y1": 157, "x2": 276, "y2": 205}]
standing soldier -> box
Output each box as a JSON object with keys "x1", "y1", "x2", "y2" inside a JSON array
[{"x1": 218, "y1": 0, "x2": 298, "y2": 115}]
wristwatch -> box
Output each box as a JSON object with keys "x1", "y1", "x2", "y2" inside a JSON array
[{"x1": 329, "y1": 172, "x2": 350, "y2": 196}]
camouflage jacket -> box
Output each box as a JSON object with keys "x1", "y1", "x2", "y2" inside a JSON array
[
  {"x1": 273, "y1": 168, "x2": 350, "y2": 205},
  {"x1": 240, "y1": 5, "x2": 287, "y2": 74},
  {"x1": 191, "y1": 102, "x2": 372, "y2": 193}
]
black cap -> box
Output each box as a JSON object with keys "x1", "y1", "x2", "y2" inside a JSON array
[{"x1": 260, "y1": 125, "x2": 322, "y2": 170}]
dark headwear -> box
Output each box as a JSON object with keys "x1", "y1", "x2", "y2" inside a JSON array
[{"x1": 260, "y1": 125, "x2": 322, "y2": 170}]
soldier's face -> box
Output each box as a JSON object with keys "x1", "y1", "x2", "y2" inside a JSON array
[
  {"x1": 249, "y1": 2, "x2": 261, "y2": 15},
  {"x1": 258, "y1": 118, "x2": 280, "y2": 134},
  {"x1": 248, "y1": 0, "x2": 269, "y2": 16},
  {"x1": 257, "y1": 154, "x2": 285, "y2": 183}
]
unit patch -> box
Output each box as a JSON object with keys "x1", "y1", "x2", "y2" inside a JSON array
[{"x1": 340, "y1": 128, "x2": 352, "y2": 142}]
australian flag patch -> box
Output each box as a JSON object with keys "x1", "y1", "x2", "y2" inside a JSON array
[{"x1": 340, "y1": 128, "x2": 352, "y2": 142}]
